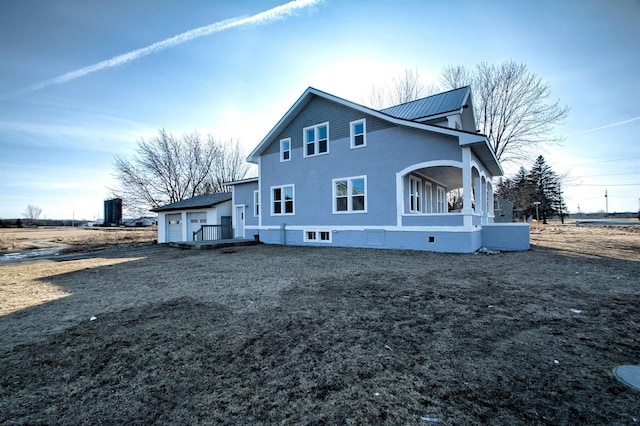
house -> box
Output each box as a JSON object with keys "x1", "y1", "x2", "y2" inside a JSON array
[
  {"x1": 227, "y1": 86, "x2": 529, "y2": 253},
  {"x1": 493, "y1": 196, "x2": 514, "y2": 223},
  {"x1": 151, "y1": 193, "x2": 232, "y2": 243}
]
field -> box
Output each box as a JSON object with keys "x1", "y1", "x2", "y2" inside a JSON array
[
  {"x1": 1, "y1": 225, "x2": 639, "y2": 424},
  {"x1": 0, "y1": 226, "x2": 156, "y2": 254}
]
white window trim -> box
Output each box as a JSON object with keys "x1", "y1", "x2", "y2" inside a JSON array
[
  {"x1": 424, "y1": 182, "x2": 433, "y2": 213},
  {"x1": 280, "y1": 138, "x2": 291, "y2": 162},
  {"x1": 303, "y1": 229, "x2": 333, "y2": 243},
  {"x1": 350, "y1": 118, "x2": 367, "y2": 149},
  {"x1": 271, "y1": 184, "x2": 295, "y2": 216},
  {"x1": 436, "y1": 186, "x2": 446, "y2": 213},
  {"x1": 253, "y1": 190, "x2": 260, "y2": 217},
  {"x1": 332, "y1": 175, "x2": 367, "y2": 214},
  {"x1": 303, "y1": 122, "x2": 330, "y2": 158},
  {"x1": 409, "y1": 176, "x2": 422, "y2": 213}
]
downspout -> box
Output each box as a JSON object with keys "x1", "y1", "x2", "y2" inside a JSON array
[{"x1": 280, "y1": 223, "x2": 286, "y2": 246}]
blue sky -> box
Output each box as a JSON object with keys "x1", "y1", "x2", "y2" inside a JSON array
[{"x1": 1, "y1": 0, "x2": 638, "y2": 219}]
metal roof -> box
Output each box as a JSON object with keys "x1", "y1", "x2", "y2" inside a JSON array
[
  {"x1": 151, "y1": 192, "x2": 232, "y2": 212},
  {"x1": 380, "y1": 86, "x2": 470, "y2": 121}
]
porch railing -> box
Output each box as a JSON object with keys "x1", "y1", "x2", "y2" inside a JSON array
[{"x1": 193, "y1": 224, "x2": 232, "y2": 241}]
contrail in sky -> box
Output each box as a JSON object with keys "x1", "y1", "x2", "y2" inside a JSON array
[
  {"x1": 569, "y1": 116, "x2": 640, "y2": 136},
  {"x1": 23, "y1": 0, "x2": 322, "y2": 94}
]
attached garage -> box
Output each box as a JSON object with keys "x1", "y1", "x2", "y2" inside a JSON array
[{"x1": 151, "y1": 193, "x2": 232, "y2": 243}]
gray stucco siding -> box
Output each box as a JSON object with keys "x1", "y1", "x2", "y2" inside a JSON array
[
  {"x1": 258, "y1": 227, "x2": 483, "y2": 253},
  {"x1": 260, "y1": 123, "x2": 463, "y2": 228},
  {"x1": 232, "y1": 180, "x2": 259, "y2": 227},
  {"x1": 264, "y1": 95, "x2": 395, "y2": 154}
]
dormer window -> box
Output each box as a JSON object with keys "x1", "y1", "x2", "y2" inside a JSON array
[
  {"x1": 304, "y1": 123, "x2": 329, "y2": 157},
  {"x1": 350, "y1": 119, "x2": 366, "y2": 149}
]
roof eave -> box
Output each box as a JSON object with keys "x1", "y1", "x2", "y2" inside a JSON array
[
  {"x1": 225, "y1": 177, "x2": 259, "y2": 186},
  {"x1": 459, "y1": 135, "x2": 503, "y2": 176}
]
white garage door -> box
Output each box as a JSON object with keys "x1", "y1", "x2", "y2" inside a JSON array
[
  {"x1": 166, "y1": 214, "x2": 182, "y2": 242},
  {"x1": 187, "y1": 212, "x2": 207, "y2": 239}
]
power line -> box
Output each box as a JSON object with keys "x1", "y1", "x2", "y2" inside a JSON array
[
  {"x1": 556, "y1": 156, "x2": 640, "y2": 167},
  {"x1": 564, "y1": 183, "x2": 639, "y2": 187},
  {"x1": 577, "y1": 171, "x2": 640, "y2": 178}
]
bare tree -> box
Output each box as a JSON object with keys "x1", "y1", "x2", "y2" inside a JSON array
[
  {"x1": 367, "y1": 68, "x2": 439, "y2": 109},
  {"x1": 203, "y1": 139, "x2": 251, "y2": 193},
  {"x1": 112, "y1": 130, "x2": 249, "y2": 214},
  {"x1": 368, "y1": 61, "x2": 569, "y2": 166},
  {"x1": 23, "y1": 204, "x2": 42, "y2": 220},
  {"x1": 441, "y1": 61, "x2": 570, "y2": 164}
]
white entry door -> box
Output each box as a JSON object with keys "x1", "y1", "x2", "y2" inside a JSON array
[
  {"x1": 234, "y1": 206, "x2": 245, "y2": 238},
  {"x1": 166, "y1": 214, "x2": 182, "y2": 242}
]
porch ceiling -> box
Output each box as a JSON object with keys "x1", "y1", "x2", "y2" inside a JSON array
[{"x1": 415, "y1": 166, "x2": 463, "y2": 189}]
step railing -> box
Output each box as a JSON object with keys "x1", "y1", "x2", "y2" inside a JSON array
[{"x1": 193, "y1": 224, "x2": 232, "y2": 241}]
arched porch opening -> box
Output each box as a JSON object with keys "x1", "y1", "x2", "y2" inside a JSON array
[{"x1": 398, "y1": 161, "x2": 465, "y2": 216}]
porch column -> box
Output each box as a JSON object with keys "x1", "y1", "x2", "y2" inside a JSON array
[
  {"x1": 480, "y1": 177, "x2": 487, "y2": 224},
  {"x1": 487, "y1": 181, "x2": 495, "y2": 223},
  {"x1": 461, "y1": 148, "x2": 473, "y2": 227}
]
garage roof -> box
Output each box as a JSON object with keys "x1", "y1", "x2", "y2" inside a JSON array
[{"x1": 151, "y1": 192, "x2": 232, "y2": 212}]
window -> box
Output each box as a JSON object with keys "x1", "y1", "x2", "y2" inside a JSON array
[
  {"x1": 253, "y1": 190, "x2": 260, "y2": 217},
  {"x1": 280, "y1": 138, "x2": 291, "y2": 162},
  {"x1": 272, "y1": 185, "x2": 294, "y2": 215},
  {"x1": 409, "y1": 177, "x2": 422, "y2": 213},
  {"x1": 304, "y1": 230, "x2": 332, "y2": 243},
  {"x1": 304, "y1": 123, "x2": 329, "y2": 157},
  {"x1": 424, "y1": 182, "x2": 433, "y2": 213},
  {"x1": 333, "y1": 176, "x2": 367, "y2": 213},
  {"x1": 436, "y1": 187, "x2": 446, "y2": 213},
  {"x1": 350, "y1": 119, "x2": 366, "y2": 149}
]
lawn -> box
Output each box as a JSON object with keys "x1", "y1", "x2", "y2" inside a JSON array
[{"x1": 1, "y1": 225, "x2": 639, "y2": 424}]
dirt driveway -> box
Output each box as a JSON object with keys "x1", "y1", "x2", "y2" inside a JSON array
[{"x1": 1, "y1": 225, "x2": 638, "y2": 424}]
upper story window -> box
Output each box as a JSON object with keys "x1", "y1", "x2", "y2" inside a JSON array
[
  {"x1": 253, "y1": 190, "x2": 260, "y2": 217},
  {"x1": 280, "y1": 138, "x2": 291, "y2": 162},
  {"x1": 304, "y1": 123, "x2": 329, "y2": 157},
  {"x1": 272, "y1": 184, "x2": 294, "y2": 215},
  {"x1": 333, "y1": 175, "x2": 367, "y2": 214},
  {"x1": 350, "y1": 119, "x2": 366, "y2": 149}
]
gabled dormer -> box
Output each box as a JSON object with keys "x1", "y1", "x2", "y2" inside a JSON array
[{"x1": 379, "y1": 86, "x2": 477, "y2": 132}]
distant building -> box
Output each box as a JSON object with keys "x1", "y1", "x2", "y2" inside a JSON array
[
  {"x1": 493, "y1": 196, "x2": 514, "y2": 223},
  {"x1": 104, "y1": 198, "x2": 123, "y2": 226}
]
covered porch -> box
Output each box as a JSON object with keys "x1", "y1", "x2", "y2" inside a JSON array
[{"x1": 396, "y1": 151, "x2": 495, "y2": 228}]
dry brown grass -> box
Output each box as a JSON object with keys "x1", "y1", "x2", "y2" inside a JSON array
[
  {"x1": 0, "y1": 226, "x2": 156, "y2": 254},
  {"x1": 0, "y1": 225, "x2": 638, "y2": 425}
]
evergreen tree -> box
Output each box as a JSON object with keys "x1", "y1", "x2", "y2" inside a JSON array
[
  {"x1": 496, "y1": 156, "x2": 566, "y2": 224},
  {"x1": 528, "y1": 155, "x2": 562, "y2": 224}
]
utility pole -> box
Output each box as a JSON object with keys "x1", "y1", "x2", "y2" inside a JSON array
[
  {"x1": 605, "y1": 190, "x2": 608, "y2": 215},
  {"x1": 577, "y1": 204, "x2": 580, "y2": 219}
]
